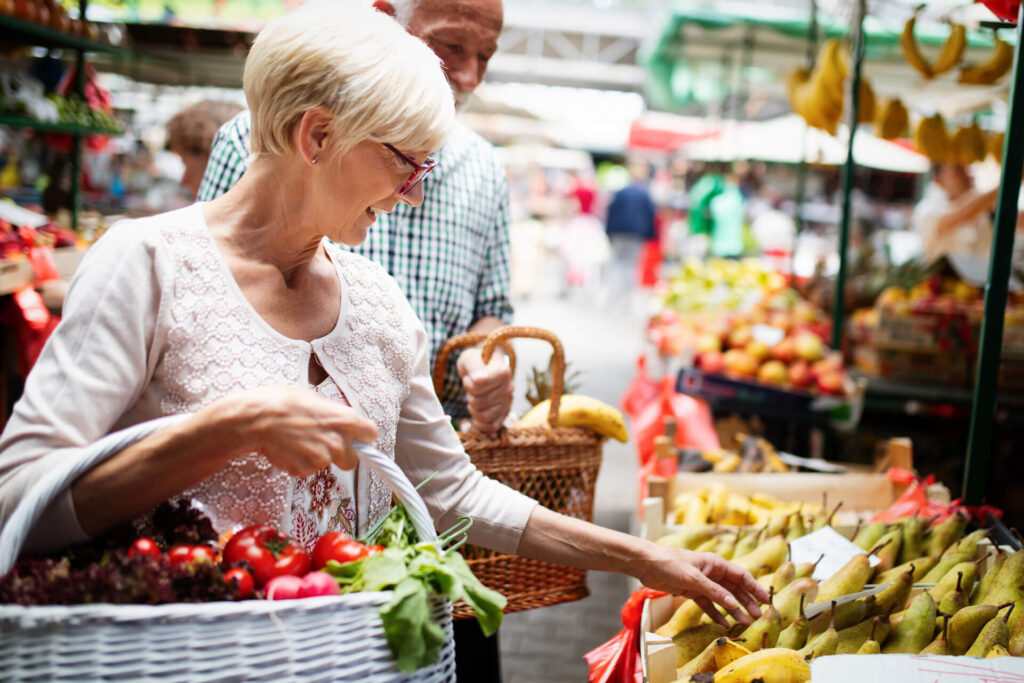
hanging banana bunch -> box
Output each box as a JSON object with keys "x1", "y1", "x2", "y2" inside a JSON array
[
  {"x1": 914, "y1": 114, "x2": 952, "y2": 163},
  {"x1": 787, "y1": 39, "x2": 848, "y2": 136},
  {"x1": 960, "y1": 36, "x2": 1014, "y2": 85},
  {"x1": 989, "y1": 132, "x2": 1005, "y2": 164},
  {"x1": 901, "y1": 13, "x2": 967, "y2": 80},
  {"x1": 950, "y1": 122, "x2": 988, "y2": 165},
  {"x1": 874, "y1": 99, "x2": 909, "y2": 140}
]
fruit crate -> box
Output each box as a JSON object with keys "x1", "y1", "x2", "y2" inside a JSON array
[
  {"x1": 875, "y1": 307, "x2": 977, "y2": 355},
  {"x1": 676, "y1": 368, "x2": 853, "y2": 415}
]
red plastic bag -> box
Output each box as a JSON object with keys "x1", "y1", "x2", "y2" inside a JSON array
[
  {"x1": 870, "y1": 468, "x2": 1001, "y2": 526},
  {"x1": 620, "y1": 355, "x2": 659, "y2": 419},
  {"x1": 637, "y1": 239, "x2": 662, "y2": 289},
  {"x1": 977, "y1": 0, "x2": 1020, "y2": 21},
  {"x1": 1, "y1": 288, "x2": 60, "y2": 377},
  {"x1": 632, "y1": 376, "x2": 719, "y2": 466},
  {"x1": 584, "y1": 588, "x2": 667, "y2": 683}
]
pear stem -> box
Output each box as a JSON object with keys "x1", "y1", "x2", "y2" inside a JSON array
[
  {"x1": 868, "y1": 537, "x2": 894, "y2": 558},
  {"x1": 827, "y1": 501, "x2": 843, "y2": 527}
]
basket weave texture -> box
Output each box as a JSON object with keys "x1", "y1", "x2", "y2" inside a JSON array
[
  {"x1": 433, "y1": 326, "x2": 605, "y2": 619},
  {"x1": 0, "y1": 416, "x2": 455, "y2": 682}
]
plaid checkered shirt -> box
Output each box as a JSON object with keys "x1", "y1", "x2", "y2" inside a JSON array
[{"x1": 197, "y1": 112, "x2": 514, "y2": 418}]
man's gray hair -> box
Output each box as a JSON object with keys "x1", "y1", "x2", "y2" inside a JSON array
[{"x1": 388, "y1": 0, "x2": 420, "y2": 28}]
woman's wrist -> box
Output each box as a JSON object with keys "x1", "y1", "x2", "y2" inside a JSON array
[{"x1": 193, "y1": 393, "x2": 263, "y2": 463}]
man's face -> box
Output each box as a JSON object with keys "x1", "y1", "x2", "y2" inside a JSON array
[
  {"x1": 406, "y1": 0, "x2": 503, "y2": 109},
  {"x1": 936, "y1": 163, "x2": 973, "y2": 199}
]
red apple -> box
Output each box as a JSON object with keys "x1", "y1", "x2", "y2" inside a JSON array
[
  {"x1": 788, "y1": 360, "x2": 813, "y2": 388},
  {"x1": 815, "y1": 370, "x2": 845, "y2": 395},
  {"x1": 758, "y1": 360, "x2": 788, "y2": 386},
  {"x1": 771, "y1": 337, "x2": 796, "y2": 364},
  {"x1": 727, "y1": 326, "x2": 753, "y2": 350},
  {"x1": 699, "y1": 350, "x2": 725, "y2": 374},
  {"x1": 722, "y1": 349, "x2": 758, "y2": 377}
]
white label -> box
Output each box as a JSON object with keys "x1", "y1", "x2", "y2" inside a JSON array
[
  {"x1": 751, "y1": 324, "x2": 786, "y2": 347},
  {"x1": 812, "y1": 654, "x2": 1024, "y2": 681},
  {"x1": 789, "y1": 526, "x2": 881, "y2": 583}
]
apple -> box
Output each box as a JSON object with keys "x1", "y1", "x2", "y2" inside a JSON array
[
  {"x1": 811, "y1": 355, "x2": 843, "y2": 380},
  {"x1": 792, "y1": 300, "x2": 820, "y2": 325},
  {"x1": 758, "y1": 360, "x2": 788, "y2": 386},
  {"x1": 722, "y1": 349, "x2": 758, "y2": 377},
  {"x1": 788, "y1": 360, "x2": 813, "y2": 388},
  {"x1": 815, "y1": 370, "x2": 845, "y2": 395},
  {"x1": 793, "y1": 331, "x2": 825, "y2": 363},
  {"x1": 745, "y1": 340, "x2": 771, "y2": 363},
  {"x1": 699, "y1": 350, "x2": 725, "y2": 374},
  {"x1": 771, "y1": 337, "x2": 796, "y2": 364},
  {"x1": 767, "y1": 311, "x2": 792, "y2": 332},
  {"x1": 727, "y1": 326, "x2": 753, "y2": 350},
  {"x1": 695, "y1": 333, "x2": 722, "y2": 354}
]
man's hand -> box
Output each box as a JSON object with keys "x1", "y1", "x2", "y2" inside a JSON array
[{"x1": 456, "y1": 347, "x2": 514, "y2": 436}]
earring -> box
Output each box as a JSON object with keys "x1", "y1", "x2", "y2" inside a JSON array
[{"x1": 311, "y1": 155, "x2": 319, "y2": 165}]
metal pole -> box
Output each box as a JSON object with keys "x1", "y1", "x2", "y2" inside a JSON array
[
  {"x1": 963, "y1": 11, "x2": 1024, "y2": 505},
  {"x1": 831, "y1": 0, "x2": 866, "y2": 350}
]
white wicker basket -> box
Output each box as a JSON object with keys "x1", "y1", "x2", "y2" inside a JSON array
[{"x1": 0, "y1": 415, "x2": 457, "y2": 682}]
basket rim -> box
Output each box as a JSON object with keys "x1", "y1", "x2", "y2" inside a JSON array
[{"x1": 0, "y1": 591, "x2": 422, "y2": 621}]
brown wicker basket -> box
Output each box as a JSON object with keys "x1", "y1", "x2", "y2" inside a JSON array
[{"x1": 433, "y1": 326, "x2": 605, "y2": 619}]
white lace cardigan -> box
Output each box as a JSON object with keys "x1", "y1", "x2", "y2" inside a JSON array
[{"x1": 0, "y1": 205, "x2": 536, "y2": 554}]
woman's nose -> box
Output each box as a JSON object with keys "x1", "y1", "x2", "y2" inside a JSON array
[{"x1": 398, "y1": 182, "x2": 425, "y2": 208}]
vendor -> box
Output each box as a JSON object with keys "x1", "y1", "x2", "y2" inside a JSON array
[
  {"x1": 164, "y1": 99, "x2": 242, "y2": 197},
  {"x1": 0, "y1": 2, "x2": 765, "y2": 631},
  {"x1": 912, "y1": 162, "x2": 1022, "y2": 264}
]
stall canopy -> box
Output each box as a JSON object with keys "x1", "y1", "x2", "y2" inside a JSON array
[
  {"x1": 627, "y1": 112, "x2": 720, "y2": 151},
  {"x1": 647, "y1": 4, "x2": 1017, "y2": 111},
  {"x1": 682, "y1": 115, "x2": 929, "y2": 173}
]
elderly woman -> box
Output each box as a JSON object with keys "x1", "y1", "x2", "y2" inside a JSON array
[{"x1": 0, "y1": 3, "x2": 765, "y2": 625}]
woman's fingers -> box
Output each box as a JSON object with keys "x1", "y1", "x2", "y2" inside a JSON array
[
  {"x1": 693, "y1": 595, "x2": 729, "y2": 628},
  {"x1": 690, "y1": 569, "x2": 754, "y2": 625}
]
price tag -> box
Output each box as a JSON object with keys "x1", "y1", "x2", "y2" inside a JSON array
[
  {"x1": 788, "y1": 526, "x2": 880, "y2": 583},
  {"x1": 751, "y1": 324, "x2": 786, "y2": 347}
]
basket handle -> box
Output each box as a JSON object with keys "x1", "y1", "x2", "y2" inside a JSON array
[
  {"x1": 0, "y1": 415, "x2": 437, "y2": 576},
  {"x1": 433, "y1": 325, "x2": 567, "y2": 430},
  {"x1": 432, "y1": 333, "x2": 517, "y2": 397}
]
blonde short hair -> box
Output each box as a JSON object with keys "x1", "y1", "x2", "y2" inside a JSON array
[{"x1": 243, "y1": 1, "x2": 453, "y2": 158}]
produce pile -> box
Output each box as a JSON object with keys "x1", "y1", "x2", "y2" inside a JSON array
[
  {"x1": 0, "y1": 499, "x2": 505, "y2": 672},
  {"x1": 655, "y1": 512, "x2": 1023, "y2": 682},
  {"x1": 675, "y1": 435, "x2": 791, "y2": 476}
]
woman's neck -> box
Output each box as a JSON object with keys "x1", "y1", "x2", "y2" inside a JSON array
[{"x1": 202, "y1": 156, "x2": 324, "y2": 281}]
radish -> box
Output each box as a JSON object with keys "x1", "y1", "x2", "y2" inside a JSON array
[
  {"x1": 265, "y1": 575, "x2": 304, "y2": 600},
  {"x1": 299, "y1": 571, "x2": 341, "y2": 598}
]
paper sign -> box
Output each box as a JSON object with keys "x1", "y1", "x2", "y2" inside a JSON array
[
  {"x1": 789, "y1": 526, "x2": 881, "y2": 583},
  {"x1": 751, "y1": 324, "x2": 786, "y2": 347},
  {"x1": 811, "y1": 654, "x2": 1024, "y2": 682}
]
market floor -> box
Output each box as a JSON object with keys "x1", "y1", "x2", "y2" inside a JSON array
[{"x1": 496, "y1": 290, "x2": 650, "y2": 683}]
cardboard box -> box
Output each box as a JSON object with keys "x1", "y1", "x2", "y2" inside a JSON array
[
  {"x1": 875, "y1": 308, "x2": 975, "y2": 355},
  {"x1": 876, "y1": 348, "x2": 972, "y2": 386}
]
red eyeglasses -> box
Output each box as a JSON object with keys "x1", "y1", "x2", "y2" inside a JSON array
[{"x1": 382, "y1": 143, "x2": 437, "y2": 196}]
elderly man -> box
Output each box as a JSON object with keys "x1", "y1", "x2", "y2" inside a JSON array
[{"x1": 196, "y1": 0, "x2": 513, "y2": 677}]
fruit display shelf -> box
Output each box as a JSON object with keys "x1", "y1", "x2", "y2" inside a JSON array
[
  {"x1": 0, "y1": 12, "x2": 128, "y2": 54},
  {"x1": 0, "y1": 113, "x2": 123, "y2": 136}
]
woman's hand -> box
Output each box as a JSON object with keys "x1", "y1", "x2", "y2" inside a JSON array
[
  {"x1": 633, "y1": 545, "x2": 768, "y2": 627},
  {"x1": 207, "y1": 385, "x2": 378, "y2": 476},
  {"x1": 456, "y1": 348, "x2": 514, "y2": 436}
]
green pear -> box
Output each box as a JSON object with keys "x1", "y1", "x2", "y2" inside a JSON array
[
  {"x1": 853, "y1": 521, "x2": 889, "y2": 552},
  {"x1": 973, "y1": 548, "x2": 1006, "y2": 605},
  {"x1": 923, "y1": 512, "x2": 967, "y2": 557},
  {"x1": 809, "y1": 596, "x2": 873, "y2": 637},
  {"x1": 837, "y1": 615, "x2": 890, "y2": 654},
  {"x1": 949, "y1": 602, "x2": 1012, "y2": 655},
  {"x1": 855, "y1": 618, "x2": 884, "y2": 654},
  {"x1": 899, "y1": 515, "x2": 927, "y2": 566},
  {"x1": 799, "y1": 601, "x2": 838, "y2": 659},
  {"x1": 673, "y1": 623, "x2": 728, "y2": 667},
  {"x1": 965, "y1": 604, "x2": 1013, "y2": 657},
  {"x1": 871, "y1": 564, "x2": 915, "y2": 618},
  {"x1": 882, "y1": 591, "x2": 936, "y2": 654},
  {"x1": 737, "y1": 587, "x2": 782, "y2": 651},
  {"x1": 776, "y1": 577, "x2": 820, "y2": 628},
  {"x1": 874, "y1": 555, "x2": 938, "y2": 584},
  {"x1": 921, "y1": 615, "x2": 952, "y2": 655},
  {"x1": 929, "y1": 561, "x2": 980, "y2": 603},
  {"x1": 777, "y1": 594, "x2": 809, "y2": 650},
  {"x1": 937, "y1": 572, "x2": 970, "y2": 617},
  {"x1": 872, "y1": 529, "x2": 903, "y2": 575},
  {"x1": 794, "y1": 553, "x2": 823, "y2": 580}
]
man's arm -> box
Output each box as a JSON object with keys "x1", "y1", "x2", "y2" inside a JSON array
[
  {"x1": 196, "y1": 112, "x2": 252, "y2": 201},
  {"x1": 933, "y1": 188, "x2": 998, "y2": 237}
]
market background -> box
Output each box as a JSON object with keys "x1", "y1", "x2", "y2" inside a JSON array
[{"x1": 2, "y1": 0, "x2": 1024, "y2": 680}]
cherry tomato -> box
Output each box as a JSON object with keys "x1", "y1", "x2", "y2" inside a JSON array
[
  {"x1": 224, "y1": 567, "x2": 255, "y2": 598},
  {"x1": 311, "y1": 532, "x2": 372, "y2": 569},
  {"x1": 128, "y1": 537, "x2": 161, "y2": 558},
  {"x1": 167, "y1": 545, "x2": 194, "y2": 565},
  {"x1": 168, "y1": 544, "x2": 217, "y2": 566},
  {"x1": 221, "y1": 524, "x2": 311, "y2": 587}
]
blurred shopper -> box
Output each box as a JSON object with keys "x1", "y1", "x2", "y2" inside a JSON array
[
  {"x1": 604, "y1": 160, "x2": 655, "y2": 305},
  {"x1": 912, "y1": 162, "x2": 1023, "y2": 264},
  {"x1": 165, "y1": 100, "x2": 243, "y2": 196},
  {"x1": 560, "y1": 169, "x2": 608, "y2": 300},
  {"x1": 196, "y1": 0, "x2": 513, "y2": 677}
]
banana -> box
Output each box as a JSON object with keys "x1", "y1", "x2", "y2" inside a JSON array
[
  {"x1": 713, "y1": 647, "x2": 810, "y2": 683},
  {"x1": 518, "y1": 395, "x2": 628, "y2": 442},
  {"x1": 960, "y1": 37, "x2": 1013, "y2": 85},
  {"x1": 901, "y1": 15, "x2": 934, "y2": 80},
  {"x1": 791, "y1": 40, "x2": 847, "y2": 136},
  {"x1": 858, "y1": 78, "x2": 876, "y2": 124},
  {"x1": 874, "y1": 99, "x2": 909, "y2": 140},
  {"x1": 951, "y1": 122, "x2": 987, "y2": 165},
  {"x1": 932, "y1": 22, "x2": 967, "y2": 76},
  {"x1": 914, "y1": 114, "x2": 951, "y2": 163}
]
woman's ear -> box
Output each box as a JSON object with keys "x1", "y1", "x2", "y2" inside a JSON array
[{"x1": 296, "y1": 108, "x2": 333, "y2": 166}]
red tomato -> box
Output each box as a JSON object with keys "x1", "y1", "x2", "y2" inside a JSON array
[
  {"x1": 167, "y1": 545, "x2": 194, "y2": 565},
  {"x1": 366, "y1": 545, "x2": 385, "y2": 555},
  {"x1": 221, "y1": 524, "x2": 311, "y2": 587},
  {"x1": 168, "y1": 544, "x2": 216, "y2": 566},
  {"x1": 224, "y1": 567, "x2": 255, "y2": 598},
  {"x1": 311, "y1": 532, "x2": 373, "y2": 569},
  {"x1": 128, "y1": 537, "x2": 161, "y2": 558}
]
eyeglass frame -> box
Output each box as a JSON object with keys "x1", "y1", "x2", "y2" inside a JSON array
[{"x1": 382, "y1": 143, "x2": 437, "y2": 196}]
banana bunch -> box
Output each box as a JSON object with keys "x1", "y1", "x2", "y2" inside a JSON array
[
  {"x1": 914, "y1": 114, "x2": 952, "y2": 163},
  {"x1": 660, "y1": 514, "x2": 1024, "y2": 680},
  {"x1": 990, "y1": 132, "x2": 1005, "y2": 164},
  {"x1": 874, "y1": 98, "x2": 909, "y2": 140},
  {"x1": 857, "y1": 78, "x2": 876, "y2": 124},
  {"x1": 901, "y1": 16, "x2": 967, "y2": 80},
  {"x1": 668, "y1": 482, "x2": 823, "y2": 527},
  {"x1": 680, "y1": 435, "x2": 790, "y2": 475},
  {"x1": 788, "y1": 39, "x2": 848, "y2": 136},
  {"x1": 518, "y1": 394, "x2": 628, "y2": 442},
  {"x1": 960, "y1": 37, "x2": 1014, "y2": 85},
  {"x1": 951, "y1": 122, "x2": 988, "y2": 165}
]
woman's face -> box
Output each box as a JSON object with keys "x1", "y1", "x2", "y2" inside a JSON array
[{"x1": 322, "y1": 140, "x2": 432, "y2": 246}]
